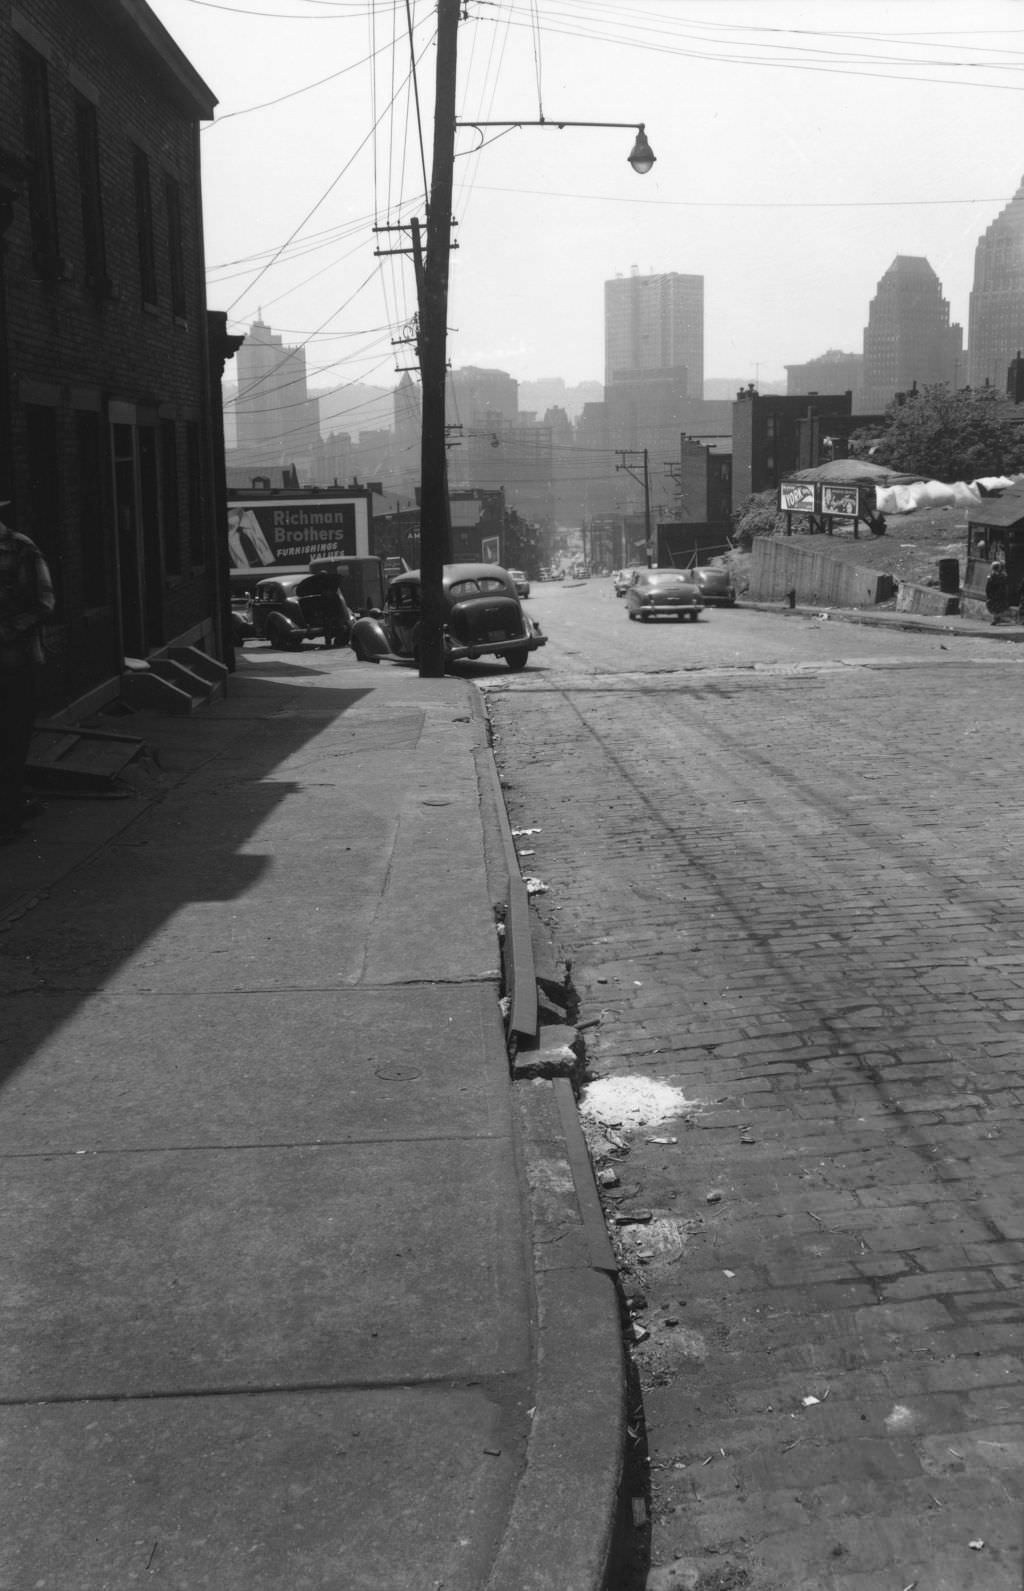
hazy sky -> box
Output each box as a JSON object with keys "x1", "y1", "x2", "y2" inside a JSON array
[{"x1": 147, "y1": 0, "x2": 1024, "y2": 402}]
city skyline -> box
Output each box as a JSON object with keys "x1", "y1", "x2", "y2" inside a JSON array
[{"x1": 144, "y1": 0, "x2": 1024, "y2": 406}]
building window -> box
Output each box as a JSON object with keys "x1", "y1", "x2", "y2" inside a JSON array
[
  {"x1": 132, "y1": 146, "x2": 158, "y2": 305},
  {"x1": 165, "y1": 176, "x2": 187, "y2": 319},
  {"x1": 76, "y1": 411, "x2": 109, "y2": 608},
  {"x1": 160, "y1": 420, "x2": 182, "y2": 575},
  {"x1": 19, "y1": 45, "x2": 61, "y2": 278},
  {"x1": 75, "y1": 95, "x2": 108, "y2": 294},
  {"x1": 185, "y1": 422, "x2": 205, "y2": 566}
]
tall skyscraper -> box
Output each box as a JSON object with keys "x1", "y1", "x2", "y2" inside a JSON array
[
  {"x1": 234, "y1": 318, "x2": 320, "y2": 463},
  {"x1": 968, "y1": 176, "x2": 1024, "y2": 390},
  {"x1": 604, "y1": 268, "x2": 704, "y2": 393},
  {"x1": 604, "y1": 269, "x2": 704, "y2": 467},
  {"x1": 861, "y1": 257, "x2": 963, "y2": 410}
]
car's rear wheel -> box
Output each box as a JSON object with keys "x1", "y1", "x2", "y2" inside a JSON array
[
  {"x1": 505, "y1": 646, "x2": 530, "y2": 671},
  {"x1": 265, "y1": 613, "x2": 296, "y2": 649}
]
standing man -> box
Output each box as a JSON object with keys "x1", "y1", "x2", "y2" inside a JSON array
[
  {"x1": 985, "y1": 559, "x2": 1010, "y2": 627},
  {"x1": 0, "y1": 504, "x2": 55, "y2": 842}
]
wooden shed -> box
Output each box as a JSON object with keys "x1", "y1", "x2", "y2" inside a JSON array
[{"x1": 963, "y1": 490, "x2": 1024, "y2": 616}]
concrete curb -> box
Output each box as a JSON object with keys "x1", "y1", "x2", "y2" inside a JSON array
[
  {"x1": 742, "y1": 597, "x2": 1024, "y2": 642},
  {"x1": 468, "y1": 687, "x2": 628, "y2": 1591}
]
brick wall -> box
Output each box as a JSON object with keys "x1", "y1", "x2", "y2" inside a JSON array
[{"x1": 1, "y1": 0, "x2": 222, "y2": 709}]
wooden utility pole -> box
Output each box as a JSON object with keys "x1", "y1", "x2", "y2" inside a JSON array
[{"x1": 417, "y1": 0, "x2": 460, "y2": 676}]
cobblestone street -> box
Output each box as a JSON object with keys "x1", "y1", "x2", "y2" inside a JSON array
[{"x1": 484, "y1": 584, "x2": 1024, "y2": 1590}]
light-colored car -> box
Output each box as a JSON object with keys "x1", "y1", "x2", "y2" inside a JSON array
[
  {"x1": 625, "y1": 567, "x2": 703, "y2": 622},
  {"x1": 508, "y1": 569, "x2": 530, "y2": 598}
]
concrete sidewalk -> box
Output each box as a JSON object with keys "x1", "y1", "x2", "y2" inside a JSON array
[{"x1": 0, "y1": 650, "x2": 625, "y2": 1591}]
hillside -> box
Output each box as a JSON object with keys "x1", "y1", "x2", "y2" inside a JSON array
[{"x1": 732, "y1": 505, "x2": 970, "y2": 598}]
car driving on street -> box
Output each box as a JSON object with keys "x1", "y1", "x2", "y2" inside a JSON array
[
  {"x1": 350, "y1": 563, "x2": 547, "y2": 670},
  {"x1": 689, "y1": 564, "x2": 737, "y2": 606},
  {"x1": 625, "y1": 567, "x2": 703, "y2": 622}
]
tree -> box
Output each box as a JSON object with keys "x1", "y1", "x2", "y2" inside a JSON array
[
  {"x1": 732, "y1": 490, "x2": 785, "y2": 549},
  {"x1": 849, "y1": 385, "x2": 1024, "y2": 482}
]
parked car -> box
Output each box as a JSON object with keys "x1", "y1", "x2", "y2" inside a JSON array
[
  {"x1": 613, "y1": 567, "x2": 640, "y2": 597},
  {"x1": 690, "y1": 564, "x2": 737, "y2": 606},
  {"x1": 508, "y1": 568, "x2": 531, "y2": 598},
  {"x1": 233, "y1": 572, "x2": 353, "y2": 650},
  {"x1": 625, "y1": 568, "x2": 703, "y2": 622},
  {"x1": 350, "y1": 563, "x2": 546, "y2": 670}
]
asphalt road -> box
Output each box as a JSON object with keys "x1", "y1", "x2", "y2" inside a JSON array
[{"x1": 482, "y1": 579, "x2": 1024, "y2": 1591}]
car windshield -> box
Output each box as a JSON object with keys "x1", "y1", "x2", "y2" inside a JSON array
[{"x1": 641, "y1": 572, "x2": 692, "y2": 587}]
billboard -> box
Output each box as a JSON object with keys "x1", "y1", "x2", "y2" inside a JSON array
[
  {"x1": 779, "y1": 481, "x2": 816, "y2": 514},
  {"x1": 778, "y1": 481, "x2": 864, "y2": 520},
  {"x1": 820, "y1": 483, "x2": 862, "y2": 519},
  {"x1": 227, "y1": 496, "x2": 370, "y2": 568}
]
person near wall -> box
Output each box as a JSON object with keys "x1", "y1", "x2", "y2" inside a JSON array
[
  {"x1": 985, "y1": 560, "x2": 1010, "y2": 626},
  {"x1": 0, "y1": 504, "x2": 56, "y2": 842}
]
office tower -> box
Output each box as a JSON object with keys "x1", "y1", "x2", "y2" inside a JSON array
[
  {"x1": 234, "y1": 317, "x2": 320, "y2": 462},
  {"x1": 604, "y1": 269, "x2": 703, "y2": 464},
  {"x1": 968, "y1": 176, "x2": 1024, "y2": 390},
  {"x1": 861, "y1": 257, "x2": 963, "y2": 410},
  {"x1": 604, "y1": 268, "x2": 703, "y2": 392}
]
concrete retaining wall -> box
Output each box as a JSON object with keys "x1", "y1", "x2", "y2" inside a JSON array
[
  {"x1": 750, "y1": 537, "x2": 895, "y2": 608},
  {"x1": 895, "y1": 582, "x2": 959, "y2": 617}
]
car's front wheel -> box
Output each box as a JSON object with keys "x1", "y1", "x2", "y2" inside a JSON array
[{"x1": 505, "y1": 646, "x2": 530, "y2": 671}]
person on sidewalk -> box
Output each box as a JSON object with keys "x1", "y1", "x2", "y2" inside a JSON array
[
  {"x1": 313, "y1": 562, "x2": 351, "y2": 649},
  {"x1": 0, "y1": 505, "x2": 55, "y2": 842},
  {"x1": 985, "y1": 560, "x2": 1010, "y2": 625}
]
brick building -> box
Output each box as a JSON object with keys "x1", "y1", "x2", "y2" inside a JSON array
[
  {"x1": 731, "y1": 389, "x2": 854, "y2": 504},
  {"x1": 0, "y1": 0, "x2": 233, "y2": 716}
]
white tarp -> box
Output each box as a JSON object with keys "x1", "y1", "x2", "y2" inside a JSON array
[{"x1": 874, "y1": 474, "x2": 1022, "y2": 514}]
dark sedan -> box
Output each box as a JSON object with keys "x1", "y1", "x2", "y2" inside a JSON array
[
  {"x1": 625, "y1": 568, "x2": 703, "y2": 622},
  {"x1": 350, "y1": 563, "x2": 547, "y2": 670},
  {"x1": 233, "y1": 572, "x2": 352, "y2": 650},
  {"x1": 690, "y1": 565, "x2": 737, "y2": 606}
]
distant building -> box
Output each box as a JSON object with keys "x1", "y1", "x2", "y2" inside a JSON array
[
  {"x1": 861, "y1": 256, "x2": 962, "y2": 410},
  {"x1": 786, "y1": 349, "x2": 863, "y2": 397},
  {"x1": 232, "y1": 317, "x2": 320, "y2": 470},
  {"x1": 678, "y1": 438, "x2": 732, "y2": 524},
  {"x1": 968, "y1": 176, "x2": 1024, "y2": 390},
  {"x1": 603, "y1": 267, "x2": 704, "y2": 474},
  {"x1": 447, "y1": 366, "x2": 518, "y2": 427},
  {"x1": 731, "y1": 391, "x2": 853, "y2": 504},
  {"x1": 605, "y1": 268, "x2": 703, "y2": 392}
]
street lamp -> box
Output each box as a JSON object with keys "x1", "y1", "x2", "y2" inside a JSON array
[
  {"x1": 416, "y1": 0, "x2": 655, "y2": 676},
  {"x1": 456, "y1": 118, "x2": 656, "y2": 175}
]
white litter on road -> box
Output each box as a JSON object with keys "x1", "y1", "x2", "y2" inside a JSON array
[{"x1": 579, "y1": 1074, "x2": 698, "y2": 1130}]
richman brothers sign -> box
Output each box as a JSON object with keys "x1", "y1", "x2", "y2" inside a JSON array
[{"x1": 227, "y1": 497, "x2": 370, "y2": 567}]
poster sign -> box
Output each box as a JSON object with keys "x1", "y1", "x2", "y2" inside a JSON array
[
  {"x1": 227, "y1": 497, "x2": 369, "y2": 567},
  {"x1": 821, "y1": 484, "x2": 861, "y2": 519},
  {"x1": 779, "y1": 481, "x2": 816, "y2": 513},
  {"x1": 481, "y1": 536, "x2": 501, "y2": 564}
]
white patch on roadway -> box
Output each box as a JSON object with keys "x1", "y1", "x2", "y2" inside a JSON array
[{"x1": 579, "y1": 1074, "x2": 698, "y2": 1130}]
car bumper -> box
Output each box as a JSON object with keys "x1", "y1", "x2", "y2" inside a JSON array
[
  {"x1": 634, "y1": 603, "x2": 702, "y2": 617},
  {"x1": 448, "y1": 632, "x2": 547, "y2": 661}
]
